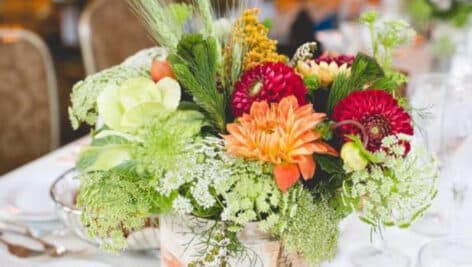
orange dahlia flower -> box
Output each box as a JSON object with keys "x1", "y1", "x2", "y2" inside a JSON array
[{"x1": 223, "y1": 96, "x2": 338, "y2": 193}]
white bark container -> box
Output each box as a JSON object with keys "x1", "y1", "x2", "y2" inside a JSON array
[{"x1": 159, "y1": 215, "x2": 308, "y2": 267}]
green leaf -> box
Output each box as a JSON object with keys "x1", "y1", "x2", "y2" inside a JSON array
[
  {"x1": 315, "y1": 121, "x2": 334, "y2": 141},
  {"x1": 327, "y1": 53, "x2": 385, "y2": 114},
  {"x1": 315, "y1": 155, "x2": 345, "y2": 175},
  {"x1": 360, "y1": 11, "x2": 378, "y2": 25},
  {"x1": 168, "y1": 3, "x2": 193, "y2": 27},
  {"x1": 178, "y1": 101, "x2": 204, "y2": 112},
  {"x1": 303, "y1": 75, "x2": 320, "y2": 94},
  {"x1": 169, "y1": 34, "x2": 227, "y2": 131},
  {"x1": 76, "y1": 145, "x2": 132, "y2": 172},
  {"x1": 326, "y1": 73, "x2": 350, "y2": 114},
  {"x1": 348, "y1": 135, "x2": 382, "y2": 164},
  {"x1": 76, "y1": 149, "x2": 99, "y2": 171},
  {"x1": 369, "y1": 76, "x2": 398, "y2": 92},
  {"x1": 262, "y1": 18, "x2": 273, "y2": 29},
  {"x1": 91, "y1": 135, "x2": 131, "y2": 147},
  {"x1": 349, "y1": 53, "x2": 385, "y2": 88}
]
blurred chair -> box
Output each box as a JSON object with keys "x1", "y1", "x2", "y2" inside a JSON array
[
  {"x1": 0, "y1": 28, "x2": 59, "y2": 175},
  {"x1": 79, "y1": 0, "x2": 154, "y2": 75}
]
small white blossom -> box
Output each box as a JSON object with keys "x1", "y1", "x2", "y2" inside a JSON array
[
  {"x1": 172, "y1": 196, "x2": 193, "y2": 215},
  {"x1": 343, "y1": 135, "x2": 438, "y2": 228}
]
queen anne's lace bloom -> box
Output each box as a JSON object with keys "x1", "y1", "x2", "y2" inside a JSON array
[
  {"x1": 343, "y1": 135, "x2": 438, "y2": 228},
  {"x1": 157, "y1": 137, "x2": 282, "y2": 229},
  {"x1": 173, "y1": 196, "x2": 193, "y2": 215}
]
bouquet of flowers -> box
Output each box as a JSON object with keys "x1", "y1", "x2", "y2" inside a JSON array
[{"x1": 69, "y1": 2, "x2": 437, "y2": 266}]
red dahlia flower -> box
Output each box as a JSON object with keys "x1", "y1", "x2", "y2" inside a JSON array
[
  {"x1": 332, "y1": 90, "x2": 413, "y2": 152},
  {"x1": 231, "y1": 62, "x2": 307, "y2": 117}
]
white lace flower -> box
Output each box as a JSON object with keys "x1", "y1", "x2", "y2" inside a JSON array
[{"x1": 172, "y1": 196, "x2": 193, "y2": 215}]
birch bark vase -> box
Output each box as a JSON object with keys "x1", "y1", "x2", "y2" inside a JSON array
[{"x1": 159, "y1": 215, "x2": 309, "y2": 267}]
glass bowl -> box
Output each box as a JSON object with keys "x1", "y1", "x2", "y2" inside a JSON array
[
  {"x1": 49, "y1": 169, "x2": 160, "y2": 251},
  {"x1": 417, "y1": 238, "x2": 472, "y2": 267}
]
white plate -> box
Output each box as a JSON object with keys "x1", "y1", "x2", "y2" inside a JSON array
[
  {"x1": 0, "y1": 176, "x2": 57, "y2": 222},
  {"x1": 37, "y1": 260, "x2": 112, "y2": 267}
]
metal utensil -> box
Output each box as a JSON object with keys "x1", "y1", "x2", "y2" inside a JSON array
[
  {"x1": 0, "y1": 233, "x2": 44, "y2": 258},
  {"x1": 0, "y1": 228, "x2": 67, "y2": 257},
  {"x1": 0, "y1": 222, "x2": 84, "y2": 257}
]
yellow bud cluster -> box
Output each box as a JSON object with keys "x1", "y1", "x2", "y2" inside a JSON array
[{"x1": 227, "y1": 9, "x2": 287, "y2": 72}]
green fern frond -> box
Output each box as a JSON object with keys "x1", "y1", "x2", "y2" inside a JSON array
[{"x1": 169, "y1": 34, "x2": 227, "y2": 132}]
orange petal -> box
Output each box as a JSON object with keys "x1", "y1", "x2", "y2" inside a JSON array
[
  {"x1": 161, "y1": 247, "x2": 185, "y2": 267},
  {"x1": 274, "y1": 164, "x2": 300, "y2": 193},
  {"x1": 296, "y1": 155, "x2": 316, "y2": 181},
  {"x1": 313, "y1": 141, "x2": 339, "y2": 157},
  {"x1": 250, "y1": 101, "x2": 269, "y2": 116}
]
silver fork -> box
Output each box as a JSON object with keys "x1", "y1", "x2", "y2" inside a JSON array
[
  {"x1": 0, "y1": 233, "x2": 44, "y2": 258},
  {"x1": 0, "y1": 223, "x2": 85, "y2": 257}
]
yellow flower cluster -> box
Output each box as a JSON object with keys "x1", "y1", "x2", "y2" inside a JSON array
[
  {"x1": 296, "y1": 60, "x2": 351, "y2": 88},
  {"x1": 228, "y1": 8, "x2": 287, "y2": 71}
]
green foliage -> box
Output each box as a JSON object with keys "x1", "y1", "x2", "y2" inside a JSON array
[
  {"x1": 347, "y1": 135, "x2": 383, "y2": 164},
  {"x1": 169, "y1": 34, "x2": 227, "y2": 131},
  {"x1": 217, "y1": 159, "x2": 281, "y2": 227},
  {"x1": 196, "y1": 0, "x2": 214, "y2": 37},
  {"x1": 157, "y1": 137, "x2": 281, "y2": 227},
  {"x1": 325, "y1": 15, "x2": 414, "y2": 112},
  {"x1": 369, "y1": 76, "x2": 400, "y2": 93},
  {"x1": 76, "y1": 145, "x2": 132, "y2": 172},
  {"x1": 316, "y1": 155, "x2": 345, "y2": 175},
  {"x1": 360, "y1": 11, "x2": 415, "y2": 87},
  {"x1": 261, "y1": 18, "x2": 273, "y2": 29},
  {"x1": 315, "y1": 120, "x2": 334, "y2": 141},
  {"x1": 327, "y1": 53, "x2": 385, "y2": 113},
  {"x1": 326, "y1": 73, "x2": 351, "y2": 114},
  {"x1": 134, "y1": 109, "x2": 206, "y2": 178},
  {"x1": 342, "y1": 135, "x2": 439, "y2": 229},
  {"x1": 168, "y1": 3, "x2": 193, "y2": 27},
  {"x1": 313, "y1": 155, "x2": 350, "y2": 219},
  {"x1": 269, "y1": 185, "x2": 340, "y2": 266},
  {"x1": 350, "y1": 53, "x2": 385, "y2": 88},
  {"x1": 128, "y1": 0, "x2": 192, "y2": 51},
  {"x1": 303, "y1": 74, "x2": 320, "y2": 94},
  {"x1": 77, "y1": 164, "x2": 165, "y2": 250},
  {"x1": 227, "y1": 40, "x2": 244, "y2": 91},
  {"x1": 91, "y1": 134, "x2": 132, "y2": 147}
]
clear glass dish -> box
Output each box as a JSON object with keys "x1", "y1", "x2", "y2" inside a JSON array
[{"x1": 50, "y1": 169, "x2": 160, "y2": 251}]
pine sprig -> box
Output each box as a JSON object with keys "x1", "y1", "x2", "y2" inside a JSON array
[{"x1": 169, "y1": 34, "x2": 227, "y2": 132}]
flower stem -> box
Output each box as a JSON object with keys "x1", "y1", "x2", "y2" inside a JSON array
[{"x1": 332, "y1": 120, "x2": 369, "y2": 148}]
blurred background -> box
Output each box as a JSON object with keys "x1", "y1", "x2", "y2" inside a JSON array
[{"x1": 0, "y1": 0, "x2": 471, "y2": 175}]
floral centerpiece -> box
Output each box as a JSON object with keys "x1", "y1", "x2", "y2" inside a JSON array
[{"x1": 69, "y1": 2, "x2": 437, "y2": 266}]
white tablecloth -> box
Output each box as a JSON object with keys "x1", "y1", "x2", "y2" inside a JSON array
[{"x1": 0, "y1": 138, "x2": 470, "y2": 267}]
